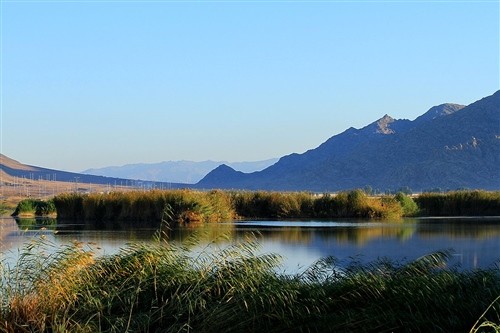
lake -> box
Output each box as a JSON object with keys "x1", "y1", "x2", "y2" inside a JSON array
[{"x1": 1, "y1": 216, "x2": 499, "y2": 272}]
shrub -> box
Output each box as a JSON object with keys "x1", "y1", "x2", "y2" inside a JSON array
[
  {"x1": 395, "y1": 192, "x2": 419, "y2": 216},
  {"x1": 12, "y1": 199, "x2": 56, "y2": 217}
]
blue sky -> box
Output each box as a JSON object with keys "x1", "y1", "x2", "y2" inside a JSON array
[{"x1": 1, "y1": 0, "x2": 499, "y2": 172}]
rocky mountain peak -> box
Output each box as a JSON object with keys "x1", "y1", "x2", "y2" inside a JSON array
[
  {"x1": 375, "y1": 114, "x2": 396, "y2": 134},
  {"x1": 415, "y1": 103, "x2": 465, "y2": 124},
  {"x1": 197, "y1": 91, "x2": 499, "y2": 191}
]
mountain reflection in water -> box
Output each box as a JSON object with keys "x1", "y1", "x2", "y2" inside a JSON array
[{"x1": 1, "y1": 217, "x2": 499, "y2": 272}]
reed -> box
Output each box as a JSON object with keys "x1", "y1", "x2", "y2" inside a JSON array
[
  {"x1": 1, "y1": 237, "x2": 498, "y2": 333},
  {"x1": 312, "y1": 190, "x2": 403, "y2": 219},
  {"x1": 415, "y1": 190, "x2": 500, "y2": 216},
  {"x1": 50, "y1": 189, "x2": 498, "y2": 226},
  {"x1": 53, "y1": 190, "x2": 236, "y2": 226},
  {"x1": 55, "y1": 189, "x2": 409, "y2": 226},
  {"x1": 0, "y1": 202, "x2": 9, "y2": 215},
  {"x1": 11, "y1": 199, "x2": 56, "y2": 217},
  {"x1": 230, "y1": 191, "x2": 314, "y2": 218}
]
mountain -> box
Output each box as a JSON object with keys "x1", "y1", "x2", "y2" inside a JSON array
[
  {"x1": 82, "y1": 158, "x2": 278, "y2": 184},
  {"x1": 197, "y1": 91, "x2": 499, "y2": 192},
  {"x1": 0, "y1": 154, "x2": 188, "y2": 190}
]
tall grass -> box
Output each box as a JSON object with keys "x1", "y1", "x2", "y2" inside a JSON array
[
  {"x1": 1, "y1": 236, "x2": 499, "y2": 332},
  {"x1": 415, "y1": 191, "x2": 500, "y2": 216},
  {"x1": 0, "y1": 202, "x2": 9, "y2": 215},
  {"x1": 53, "y1": 190, "x2": 235, "y2": 226},
  {"x1": 311, "y1": 190, "x2": 403, "y2": 219},
  {"x1": 53, "y1": 189, "x2": 412, "y2": 226},
  {"x1": 51, "y1": 189, "x2": 499, "y2": 225},
  {"x1": 230, "y1": 191, "x2": 314, "y2": 218},
  {"x1": 470, "y1": 296, "x2": 500, "y2": 333},
  {"x1": 11, "y1": 199, "x2": 56, "y2": 217}
]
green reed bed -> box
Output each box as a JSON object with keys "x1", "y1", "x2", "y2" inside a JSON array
[
  {"x1": 52, "y1": 189, "x2": 411, "y2": 226},
  {"x1": 0, "y1": 237, "x2": 499, "y2": 333},
  {"x1": 11, "y1": 199, "x2": 56, "y2": 217},
  {"x1": 416, "y1": 191, "x2": 500, "y2": 216},
  {"x1": 230, "y1": 190, "x2": 403, "y2": 219},
  {"x1": 53, "y1": 190, "x2": 235, "y2": 225},
  {"x1": 49, "y1": 189, "x2": 500, "y2": 225}
]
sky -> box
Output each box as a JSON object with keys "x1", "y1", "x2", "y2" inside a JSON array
[{"x1": 1, "y1": 0, "x2": 499, "y2": 172}]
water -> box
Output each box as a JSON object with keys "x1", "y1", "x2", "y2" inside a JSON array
[{"x1": 1, "y1": 217, "x2": 499, "y2": 272}]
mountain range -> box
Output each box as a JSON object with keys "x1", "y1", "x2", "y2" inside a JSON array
[
  {"x1": 2, "y1": 91, "x2": 498, "y2": 193},
  {"x1": 196, "y1": 91, "x2": 500, "y2": 192},
  {"x1": 82, "y1": 159, "x2": 278, "y2": 184},
  {"x1": 0, "y1": 154, "x2": 186, "y2": 190}
]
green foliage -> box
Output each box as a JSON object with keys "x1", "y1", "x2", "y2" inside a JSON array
[
  {"x1": 313, "y1": 190, "x2": 403, "y2": 219},
  {"x1": 0, "y1": 201, "x2": 9, "y2": 215},
  {"x1": 51, "y1": 189, "x2": 499, "y2": 225},
  {"x1": 12, "y1": 199, "x2": 56, "y2": 217},
  {"x1": 415, "y1": 191, "x2": 500, "y2": 216},
  {"x1": 54, "y1": 190, "x2": 236, "y2": 225},
  {"x1": 1, "y1": 239, "x2": 499, "y2": 332},
  {"x1": 395, "y1": 192, "x2": 419, "y2": 216},
  {"x1": 230, "y1": 191, "x2": 313, "y2": 218}
]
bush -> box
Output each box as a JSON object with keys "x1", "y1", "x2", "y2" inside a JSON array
[
  {"x1": 12, "y1": 199, "x2": 56, "y2": 217},
  {"x1": 395, "y1": 192, "x2": 419, "y2": 216}
]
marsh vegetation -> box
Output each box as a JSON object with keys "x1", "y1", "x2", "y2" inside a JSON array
[
  {"x1": 40, "y1": 189, "x2": 499, "y2": 227},
  {"x1": 49, "y1": 189, "x2": 409, "y2": 226},
  {"x1": 0, "y1": 235, "x2": 498, "y2": 332},
  {"x1": 4, "y1": 190, "x2": 500, "y2": 332}
]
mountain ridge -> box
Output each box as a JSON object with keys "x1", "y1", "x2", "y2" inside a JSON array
[
  {"x1": 82, "y1": 158, "x2": 278, "y2": 183},
  {"x1": 0, "y1": 154, "x2": 188, "y2": 190},
  {"x1": 2, "y1": 93, "x2": 497, "y2": 193},
  {"x1": 197, "y1": 92, "x2": 499, "y2": 191}
]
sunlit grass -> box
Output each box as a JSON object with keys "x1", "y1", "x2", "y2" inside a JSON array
[
  {"x1": 52, "y1": 189, "x2": 417, "y2": 226},
  {"x1": 1, "y1": 233, "x2": 499, "y2": 332},
  {"x1": 11, "y1": 199, "x2": 56, "y2": 217}
]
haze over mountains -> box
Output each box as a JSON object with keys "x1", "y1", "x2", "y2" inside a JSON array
[
  {"x1": 0, "y1": 154, "x2": 186, "y2": 190},
  {"x1": 2, "y1": 91, "x2": 498, "y2": 193},
  {"x1": 197, "y1": 91, "x2": 500, "y2": 192},
  {"x1": 82, "y1": 159, "x2": 278, "y2": 184}
]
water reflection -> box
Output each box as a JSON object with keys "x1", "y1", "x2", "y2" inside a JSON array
[{"x1": 1, "y1": 217, "x2": 499, "y2": 271}]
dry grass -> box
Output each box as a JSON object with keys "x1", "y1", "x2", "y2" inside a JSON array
[{"x1": 0, "y1": 237, "x2": 498, "y2": 333}]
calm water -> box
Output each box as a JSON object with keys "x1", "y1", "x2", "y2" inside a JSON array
[{"x1": 1, "y1": 217, "x2": 499, "y2": 272}]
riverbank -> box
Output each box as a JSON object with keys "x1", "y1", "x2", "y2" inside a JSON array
[
  {"x1": 0, "y1": 238, "x2": 498, "y2": 332},
  {"x1": 9, "y1": 190, "x2": 500, "y2": 226}
]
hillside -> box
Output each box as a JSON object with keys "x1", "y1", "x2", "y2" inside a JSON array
[
  {"x1": 197, "y1": 91, "x2": 499, "y2": 192},
  {"x1": 0, "y1": 154, "x2": 188, "y2": 197}
]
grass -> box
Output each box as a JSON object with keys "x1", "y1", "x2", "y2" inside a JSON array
[
  {"x1": 17, "y1": 189, "x2": 498, "y2": 227},
  {"x1": 53, "y1": 190, "x2": 235, "y2": 226},
  {"x1": 0, "y1": 201, "x2": 9, "y2": 215},
  {"x1": 470, "y1": 296, "x2": 500, "y2": 333},
  {"x1": 415, "y1": 191, "x2": 500, "y2": 216},
  {"x1": 52, "y1": 189, "x2": 411, "y2": 226},
  {"x1": 0, "y1": 234, "x2": 498, "y2": 333},
  {"x1": 11, "y1": 199, "x2": 56, "y2": 217}
]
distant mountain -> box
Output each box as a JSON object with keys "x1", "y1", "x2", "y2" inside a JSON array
[
  {"x1": 197, "y1": 91, "x2": 499, "y2": 192},
  {"x1": 82, "y1": 159, "x2": 278, "y2": 184},
  {"x1": 0, "y1": 154, "x2": 187, "y2": 189}
]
